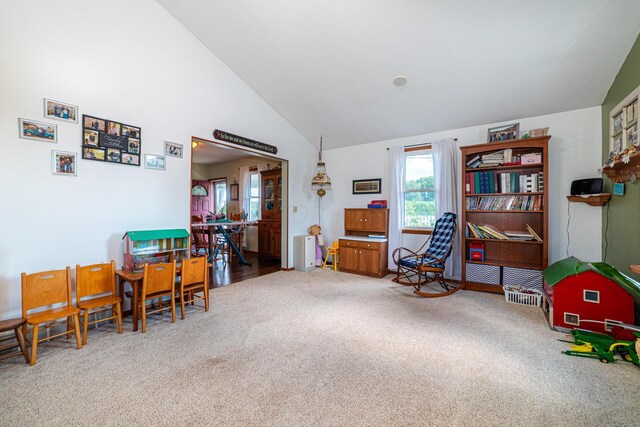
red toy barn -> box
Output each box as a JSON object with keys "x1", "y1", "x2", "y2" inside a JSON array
[{"x1": 542, "y1": 257, "x2": 640, "y2": 334}]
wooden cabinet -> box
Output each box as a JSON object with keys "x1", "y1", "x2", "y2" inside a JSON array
[
  {"x1": 258, "y1": 168, "x2": 282, "y2": 260},
  {"x1": 460, "y1": 136, "x2": 550, "y2": 293},
  {"x1": 339, "y1": 208, "x2": 389, "y2": 278}
]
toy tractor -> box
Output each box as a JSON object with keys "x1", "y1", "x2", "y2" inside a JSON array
[{"x1": 560, "y1": 329, "x2": 640, "y2": 366}]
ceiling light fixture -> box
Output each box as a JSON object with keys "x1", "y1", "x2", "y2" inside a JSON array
[
  {"x1": 311, "y1": 135, "x2": 331, "y2": 198},
  {"x1": 393, "y1": 75, "x2": 407, "y2": 87},
  {"x1": 192, "y1": 141, "x2": 199, "y2": 148}
]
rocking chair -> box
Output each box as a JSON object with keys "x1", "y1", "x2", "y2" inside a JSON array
[{"x1": 392, "y1": 212, "x2": 459, "y2": 298}]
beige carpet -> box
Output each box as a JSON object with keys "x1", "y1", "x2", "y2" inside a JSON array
[{"x1": 1, "y1": 269, "x2": 638, "y2": 426}]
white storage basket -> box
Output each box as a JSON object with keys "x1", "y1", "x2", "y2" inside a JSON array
[{"x1": 503, "y1": 284, "x2": 543, "y2": 307}]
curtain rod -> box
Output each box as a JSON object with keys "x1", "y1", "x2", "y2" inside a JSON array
[{"x1": 386, "y1": 138, "x2": 457, "y2": 150}]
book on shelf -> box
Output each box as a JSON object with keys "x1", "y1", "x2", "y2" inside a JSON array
[
  {"x1": 466, "y1": 195, "x2": 542, "y2": 211},
  {"x1": 526, "y1": 224, "x2": 543, "y2": 242},
  {"x1": 467, "y1": 222, "x2": 540, "y2": 241},
  {"x1": 465, "y1": 171, "x2": 542, "y2": 194},
  {"x1": 368, "y1": 234, "x2": 386, "y2": 239}
]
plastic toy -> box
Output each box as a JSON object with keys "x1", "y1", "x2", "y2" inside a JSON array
[
  {"x1": 560, "y1": 329, "x2": 640, "y2": 365},
  {"x1": 542, "y1": 257, "x2": 640, "y2": 334}
]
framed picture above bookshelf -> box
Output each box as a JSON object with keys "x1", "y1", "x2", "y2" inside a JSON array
[{"x1": 459, "y1": 135, "x2": 550, "y2": 295}]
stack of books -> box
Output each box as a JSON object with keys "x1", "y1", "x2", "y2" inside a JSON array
[
  {"x1": 367, "y1": 199, "x2": 387, "y2": 208},
  {"x1": 466, "y1": 222, "x2": 543, "y2": 242},
  {"x1": 465, "y1": 171, "x2": 543, "y2": 194},
  {"x1": 466, "y1": 195, "x2": 542, "y2": 211},
  {"x1": 466, "y1": 149, "x2": 513, "y2": 169}
]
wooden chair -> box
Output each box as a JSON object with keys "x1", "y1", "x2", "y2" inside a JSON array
[
  {"x1": 75, "y1": 261, "x2": 123, "y2": 345},
  {"x1": 140, "y1": 261, "x2": 177, "y2": 333},
  {"x1": 21, "y1": 267, "x2": 82, "y2": 366},
  {"x1": 322, "y1": 241, "x2": 340, "y2": 271},
  {"x1": 0, "y1": 318, "x2": 30, "y2": 364},
  {"x1": 176, "y1": 257, "x2": 209, "y2": 320},
  {"x1": 191, "y1": 226, "x2": 210, "y2": 257},
  {"x1": 392, "y1": 212, "x2": 460, "y2": 298}
]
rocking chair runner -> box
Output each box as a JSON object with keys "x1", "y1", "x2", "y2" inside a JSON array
[{"x1": 392, "y1": 212, "x2": 459, "y2": 298}]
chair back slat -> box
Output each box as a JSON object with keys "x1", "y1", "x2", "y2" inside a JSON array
[
  {"x1": 142, "y1": 261, "x2": 176, "y2": 296},
  {"x1": 426, "y1": 212, "x2": 457, "y2": 259},
  {"x1": 76, "y1": 261, "x2": 116, "y2": 301},
  {"x1": 181, "y1": 257, "x2": 206, "y2": 286},
  {"x1": 21, "y1": 267, "x2": 72, "y2": 313}
]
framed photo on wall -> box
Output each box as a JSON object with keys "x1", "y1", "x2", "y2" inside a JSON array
[
  {"x1": 164, "y1": 141, "x2": 183, "y2": 158},
  {"x1": 51, "y1": 150, "x2": 77, "y2": 176},
  {"x1": 353, "y1": 178, "x2": 382, "y2": 194},
  {"x1": 19, "y1": 118, "x2": 57, "y2": 143},
  {"x1": 44, "y1": 98, "x2": 78, "y2": 123},
  {"x1": 144, "y1": 154, "x2": 166, "y2": 170},
  {"x1": 82, "y1": 114, "x2": 141, "y2": 166}
]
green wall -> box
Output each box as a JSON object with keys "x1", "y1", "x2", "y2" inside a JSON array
[{"x1": 601, "y1": 34, "x2": 640, "y2": 280}]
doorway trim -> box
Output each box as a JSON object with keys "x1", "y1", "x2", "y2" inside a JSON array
[{"x1": 190, "y1": 136, "x2": 290, "y2": 269}]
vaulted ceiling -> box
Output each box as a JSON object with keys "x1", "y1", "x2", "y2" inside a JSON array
[{"x1": 157, "y1": 0, "x2": 640, "y2": 149}]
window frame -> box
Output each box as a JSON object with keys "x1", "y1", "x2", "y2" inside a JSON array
[
  {"x1": 564, "y1": 312, "x2": 580, "y2": 326},
  {"x1": 210, "y1": 178, "x2": 227, "y2": 215},
  {"x1": 583, "y1": 289, "x2": 600, "y2": 304},
  {"x1": 402, "y1": 144, "x2": 435, "y2": 233},
  {"x1": 249, "y1": 171, "x2": 260, "y2": 221},
  {"x1": 604, "y1": 319, "x2": 622, "y2": 332}
]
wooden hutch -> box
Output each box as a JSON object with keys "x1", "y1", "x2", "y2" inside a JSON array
[
  {"x1": 460, "y1": 136, "x2": 550, "y2": 293},
  {"x1": 339, "y1": 208, "x2": 389, "y2": 278},
  {"x1": 258, "y1": 168, "x2": 282, "y2": 260}
]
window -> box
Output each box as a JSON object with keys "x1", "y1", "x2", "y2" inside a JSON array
[
  {"x1": 214, "y1": 180, "x2": 226, "y2": 215},
  {"x1": 564, "y1": 313, "x2": 580, "y2": 326},
  {"x1": 583, "y1": 290, "x2": 600, "y2": 303},
  {"x1": 249, "y1": 172, "x2": 260, "y2": 221},
  {"x1": 404, "y1": 151, "x2": 436, "y2": 228},
  {"x1": 605, "y1": 319, "x2": 622, "y2": 331}
]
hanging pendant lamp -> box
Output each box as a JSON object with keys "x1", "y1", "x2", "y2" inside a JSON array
[{"x1": 311, "y1": 135, "x2": 331, "y2": 197}]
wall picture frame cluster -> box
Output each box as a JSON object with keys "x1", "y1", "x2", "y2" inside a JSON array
[{"x1": 82, "y1": 114, "x2": 141, "y2": 166}]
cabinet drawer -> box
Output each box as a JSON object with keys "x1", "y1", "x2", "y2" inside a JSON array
[{"x1": 339, "y1": 239, "x2": 384, "y2": 249}]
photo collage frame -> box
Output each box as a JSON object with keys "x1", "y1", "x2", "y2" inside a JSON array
[{"x1": 82, "y1": 114, "x2": 141, "y2": 166}]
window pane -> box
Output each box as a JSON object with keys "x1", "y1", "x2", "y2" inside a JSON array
[
  {"x1": 404, "y1": 191, "x2": 436, "y2": 227},
  {"x1": 249, "y1": 199, "x2": 259, "y2": 221},
  {"x1": 215, "y1": 182, "x2": 226, "y2": 214},
  {"x1": 250, "y1": 173, "x2": 259, "y2": 197},
  {"x1": 405, "y1": 154, "x2": 434, "y2": 190}
]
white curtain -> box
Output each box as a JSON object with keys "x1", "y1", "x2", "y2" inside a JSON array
[
  {"x1": 388, "y1": 146, "x2": 405, "y2": 264},
  {"x1": 238, "y1": 166, "x2": 251, "y2": 217},
  {"x1": 432, "y1": 138, "x2": 461, "y2": 280}
]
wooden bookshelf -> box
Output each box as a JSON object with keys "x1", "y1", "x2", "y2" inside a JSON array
[{"x1": 460, "y1": 136, "x2": 550, "y2": 294}]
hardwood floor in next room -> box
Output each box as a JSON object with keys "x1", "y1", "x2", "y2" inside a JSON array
[{"x1": 210, "y1": 252, "x2": 281, "y2": 288}]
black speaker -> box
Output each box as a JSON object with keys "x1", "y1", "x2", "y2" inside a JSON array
[{"x1": 570, "y1": 178, "x2": 603, "y2": 195}]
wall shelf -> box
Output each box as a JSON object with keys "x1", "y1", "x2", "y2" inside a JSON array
[
  {"x1": 566, "y1": 193, "x2": 611, "y2": 206},
  {"x1": 602, "y1": 152, "x2": 640, "y2": 183}
]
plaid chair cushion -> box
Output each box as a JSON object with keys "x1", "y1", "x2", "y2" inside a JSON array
[{"x1": 399, "y1": 254, "x2": 444, "y2": 270}]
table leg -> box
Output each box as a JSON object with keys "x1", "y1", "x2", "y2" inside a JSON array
[{"x1": 132, "y1": 280, "x2": 140, "y2": 332}]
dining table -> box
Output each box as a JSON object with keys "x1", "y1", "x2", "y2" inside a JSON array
[{"x1": 191, "y1": 220, "x2": 256, "y2": 266}]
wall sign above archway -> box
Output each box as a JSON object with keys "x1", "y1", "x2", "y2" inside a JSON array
[{"x1": 213, "y1": 129, "x2": 277, "y2": 155}]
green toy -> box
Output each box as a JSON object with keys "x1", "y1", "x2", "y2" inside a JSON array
[{"x1": 560, "y1": 329, "x2": 640, "y2": 365}]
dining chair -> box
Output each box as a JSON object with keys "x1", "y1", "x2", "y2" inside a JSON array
[
  {"x1": 176, "y1": 256, "x2": 209, "y2": 320},
  {"x1": 75, "y1": 260, "x2": 123, "y2": 345},
  {"x1": 21, "y1": 267, "x2": 82, "y2": 366},
  {"x1": 140, "y1": 261, "x2": 176, "y2": 333}
]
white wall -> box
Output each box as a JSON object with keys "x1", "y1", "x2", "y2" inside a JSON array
[
  {"x1": 322, "y1": 107, "x2": 604, "y2": 274},
  {"x1": 0, "y1": 0, "x2": 318, "y2": 318}
]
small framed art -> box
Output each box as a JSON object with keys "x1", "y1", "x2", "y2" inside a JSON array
[
  {"x1": 230, "y1": 183, "x2": 239, "y2": 201},
  {"x1": 353, "y1": 178, "x2": 382, "y2": 194},
  {"x1": 82, "y1": 114, "x2": 141, "y2": 166},
  {"x1": 44, "y1": 98, "x2": 78, "y2": 123},
  {"x1": 488, "y1": 123, "x2": 519, "y2": 143},
  {"x1": 52, "y1": 150, "x2": 77, "y2": 176},
  {"x1": 144, "y1": 154, "x2": 166, "y2": 170},
  {"x1": 164, "y1": 141, "x2": 183, "y2": 158},
  {"x1": 19, "y1": 118, "x2": 57, "y2": 143}
]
